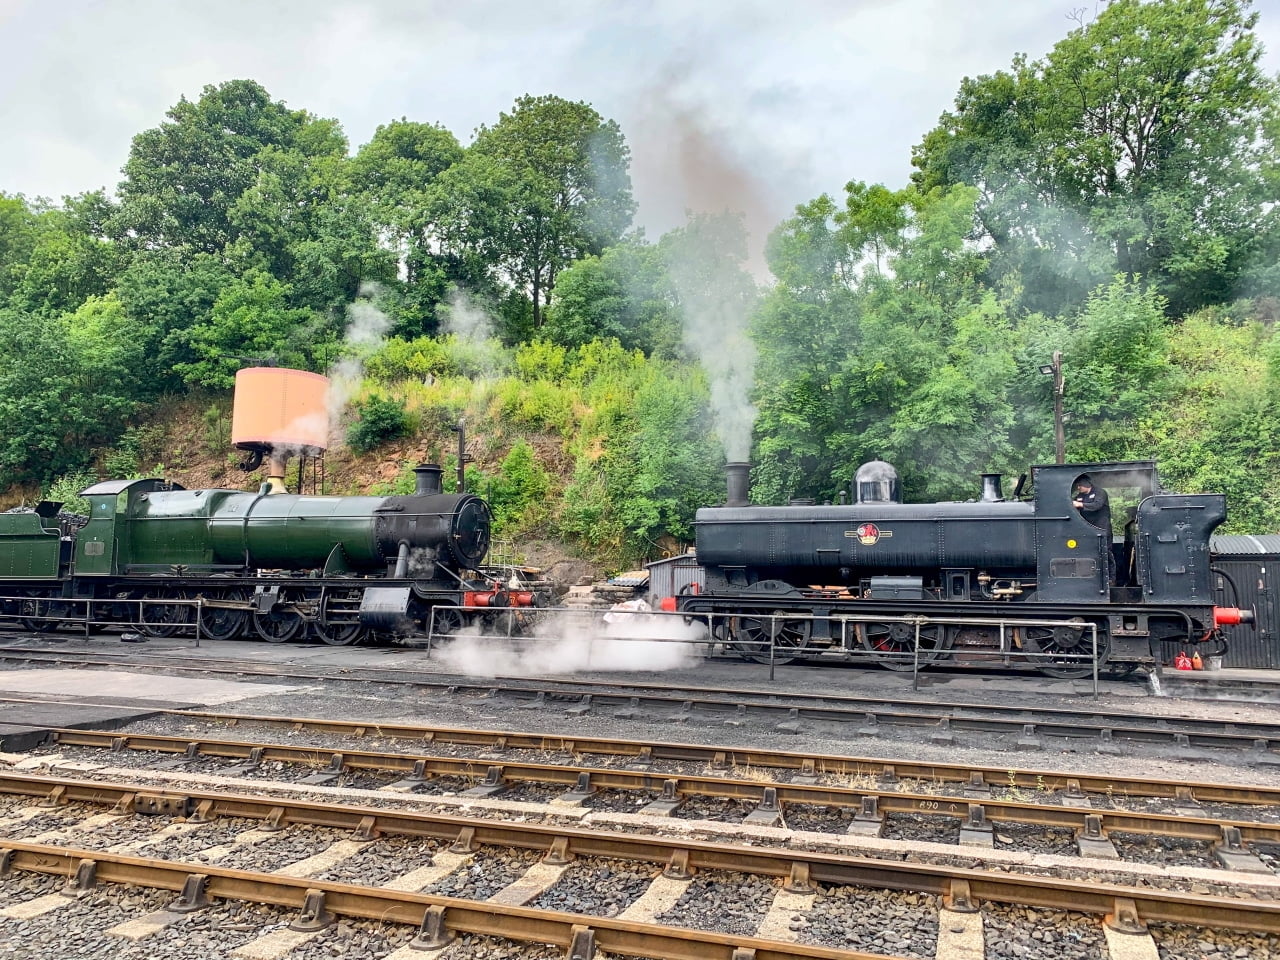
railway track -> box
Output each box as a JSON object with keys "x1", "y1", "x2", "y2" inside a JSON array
[
  {"x1": 0, "y1": 642, "x2": 1277, "y2": 758},
  {"x1": 1, "y1": 766, "x2": 1279, "y2": 958},
  {"x1": 28, "y1": 721, "x2": 1280, "y2": 869}
]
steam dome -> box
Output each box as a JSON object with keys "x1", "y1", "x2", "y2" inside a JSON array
[{"x1": 854, "y1": 460, "x2": 902, "y2": 504}]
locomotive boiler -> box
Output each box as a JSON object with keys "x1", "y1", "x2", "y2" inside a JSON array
[
  {"x1": 0, "y1": 464, "x2": 533, "y2": 644},
  {"x1": 666, "y1": 459, "x2": 1252, "y2": 676}
]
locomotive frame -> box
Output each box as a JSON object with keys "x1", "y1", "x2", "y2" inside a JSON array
[{"x1": 666, "y1": 459, "x2": 1250, "y2": 678}]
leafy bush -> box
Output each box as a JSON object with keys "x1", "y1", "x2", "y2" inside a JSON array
[
  {"x1": 489, "y1": 378, "x2": 575, "y2": 435},
  {"x1": 487, "y1": 440, "x2": 551, "y2": 534},
  {"x1": 365, "y1": 336, "x2": 458, "y2": 382},
  {"x1": 103, "y1": 424, "x2": 166, "y2": 478},
  {"x1": 43, "y1": 469, "x2": 96, "y2": 515},
  {"x1": 347, "y1": 395, "x2": 411, "y2": 453}
]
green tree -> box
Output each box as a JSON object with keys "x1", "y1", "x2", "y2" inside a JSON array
[
  {"x1": 114, "y1": 79, "x2": 345, "y2": 255},
  {"x1": 0, "y1": 193, "x2": 40, "y2": 300},
  {"x1": 464, "y1": 94, "x2": 635, "y2": 328},
  {"x1": 543, "y1": 239, "x2": 680, "y2": 355},
  {"x1": 175, "y1": 271, "x2": 325, "y2": 388},
  {"x1": 753, "y1": 183, "x2": 1018, "y2": 503},
  {"x1": 114, "y1": 249, "x2": 234, "y2": 392},
  {"x1": 350, "y1": 120, "x2": 465, "y2": 330},
  {"x1": 913, "y1": 0, "x2": 1279, "y2": 315},
  {"x1": 1062, "y1": 276, "x2": 1174, "y2": 462},
  {"x1": 0, "y1": 296, "x2": 146, "y2": 484}
]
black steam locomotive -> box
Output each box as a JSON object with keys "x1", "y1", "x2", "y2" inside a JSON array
[
  {"x1": 663, "y1": 460, "x2": 1251, "y2": 676},
  {"x1": 0, "y1": 464, "x2": 536, "y2": 644}
]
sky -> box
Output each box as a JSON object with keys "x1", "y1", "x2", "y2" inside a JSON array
[{"x1": 1, "y1": 0, "x2": 1279, "y2": 247}]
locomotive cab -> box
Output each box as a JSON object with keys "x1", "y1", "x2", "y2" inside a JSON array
[{"x1": 1030, "y1": 461, "x2": 1225, "y2": 606}]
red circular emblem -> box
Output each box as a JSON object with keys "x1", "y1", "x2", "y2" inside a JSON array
[{"x1": 856, "y1": 523, "x2": 881, "y2": 545}]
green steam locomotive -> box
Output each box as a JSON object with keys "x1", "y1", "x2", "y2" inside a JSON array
[{"x1": 0, "y1": 465, "x2": 534, "y2": 643}]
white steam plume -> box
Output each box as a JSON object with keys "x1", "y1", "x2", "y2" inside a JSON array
[
  {"x1": 437, "y1": 288, "x2": 505, "y2": 381},
  {"x1": 328, "y1": 282, "x2": 395, "y2": 443},
  {"x1": 433, "y1": 607, "x2": 708, "y2": 677},
  {"x1": 666, "y1": 213, "x2": 759, "y2": 462}
]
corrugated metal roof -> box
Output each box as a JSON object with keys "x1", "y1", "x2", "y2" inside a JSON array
[
  {"x1": 608, "y1": 572, "x2": 650, "y2": 587},
  {"x1": 1211, "y1": 534, "x2": 1280, "y2": 556},
  {"x1": 644, "y1": 552, "x2": 698, "y2": 570}
]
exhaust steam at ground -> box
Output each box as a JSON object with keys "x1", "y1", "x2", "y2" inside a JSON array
[{"x1": 432, "y1": 608, "x2": 709, "y2": 677}]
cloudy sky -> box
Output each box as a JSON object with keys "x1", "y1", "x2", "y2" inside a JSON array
[{"x1": 2, "y1": 0, "x2": 1278, "y2": 244}]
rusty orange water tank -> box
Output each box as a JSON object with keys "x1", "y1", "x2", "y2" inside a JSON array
[{"x1": 231, "y1": 367, "x2": 330, "y2": 453}]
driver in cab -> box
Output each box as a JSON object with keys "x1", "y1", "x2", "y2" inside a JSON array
[{"x1": 1072, "y1": 476, "x2": 1110, "y2": 530}]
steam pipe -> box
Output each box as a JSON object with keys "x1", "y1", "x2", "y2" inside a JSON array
[{"x1": 393, "y1": 541, "x2": 410, "y2": 579}]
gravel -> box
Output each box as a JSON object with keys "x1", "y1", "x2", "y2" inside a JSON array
[
  {"x1": 0, "y1": 804, "x2": 99, "y2": 839},
  {"x1": 0, "y1": 881, "x2": 297, "y2": 959},
  {"x1": 313, "y1": 835, "x2": 441, "y2": 884},
  {"x1": 1109, "y1": 831, "x2": 1219, "y2": 869},
  {"x1": 882, "y1": 812, "x2": 961, "y2": 844},
  {"x1": 528, "y1": 856, "x2": 657, "y2": 917},
  {"x1": 797, "y1": 884, "x2": 939, "y2": 958},
  {"x1": 1149, "y1": 921, "x2": 1280, "y2": 959},
  {"x1": 656, "y1": 871, "x2": 777, "y2": 935},
  {"x1": 211, "y1": 825, "x2": 351, "y2": 871},
  {"x1": 992, "y1": 821, "x2": 1079, "y2": 856},
  {"x1": 781, "y1": 803, "x2": 854, "y2": 833},
  {"x1": 981, "y1": 903, "x2": 1106, "y2": 960},
  {"x1": 671, "y1": 796, "x2": 754, "y2": 823},
  {"x1": 423, "y1": 848, "x2": 541, "y2": 900},
  {"x1": 433, "y1": 933, "x2": 564, "y2": 959}
]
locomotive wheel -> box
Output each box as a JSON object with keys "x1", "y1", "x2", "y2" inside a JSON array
[
  {"x1": 139, "y1": 590, "x2": 191, "y2": 638},
  {"x1": 731, "y1": 611, "x2": 811, "y2": 664},
  {"x1": 198, "y1": 588, "x2": 249, "y2": 642},
  {"x1": 253, "y1": 597, "x2": 304, "y2": 643},
  {"x1": 314, "y1": 590, "x2": 366, "y2": 646},
  {"x1": 859, "y1": 621, "x2": 950, "y2": 672},
  {"x1": 1023, "y1": 620, "x2": 1107, "y2": 679},
  {"x1": 19, "y1": 598, "x2": 61, "y2": 632},
  {"x1": 431, "y1": 607, "x2": 467, "y2": 637}
]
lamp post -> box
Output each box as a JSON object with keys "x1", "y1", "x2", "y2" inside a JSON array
[
  {"x1": 450, "y1": 421, "x2": 468, "y2": 493},
  {"x1": 1038, "y1": 351, "x2": 1065, "y2": 465}
]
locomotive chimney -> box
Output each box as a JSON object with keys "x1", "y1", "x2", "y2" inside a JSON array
[
  {"x1": 414, "y1": 464, "x2": 444, "y2": 497},
  {"x1": 725, "y1": 462, "x2": 751, "y2": 507},
  {"x1": 980, "y1": 473, "x2": 1004, "y2": 502}
]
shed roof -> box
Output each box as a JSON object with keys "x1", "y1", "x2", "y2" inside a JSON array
[{"x1": 1211, "y1": 534, "x2": 1280, "y2": 556}]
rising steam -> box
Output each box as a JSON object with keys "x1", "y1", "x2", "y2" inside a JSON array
[
  {"x1": 432, "y1": 606, "x2": 709, "y2": 677},
  {"x1": 665, "y1": 214, "x2": 760, "y2": 462},
  {"x1": 436, "y1": 287, "x2": 507, "y2": 381},
  {"x1": 328, "y1": 281, "x2": 395, "y2": 442}
]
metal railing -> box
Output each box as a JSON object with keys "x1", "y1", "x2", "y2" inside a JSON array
[
  {"x1": 0, "y1": 594, "x2": 208, "y2": 647},
  {"x1": 420, "y1": 604, "x2": 1106, "y2": 694}
]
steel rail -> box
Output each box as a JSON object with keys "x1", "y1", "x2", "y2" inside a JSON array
[
  {"x1": 0, "y1": 646, "x2": 1276, "y2": 749},
  {"x1": 164, "y1": 708, "x2": 1280, "y2": 806},
  {"x1": 47, "y1": 727, "x2": 1280, "y2": 847},
  {"x1": 1, "y1": 772, "x2": 1277, "y2": 933},
  {"x1": 0, "y1": 840, "x2": 892, "y2": 960}
]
